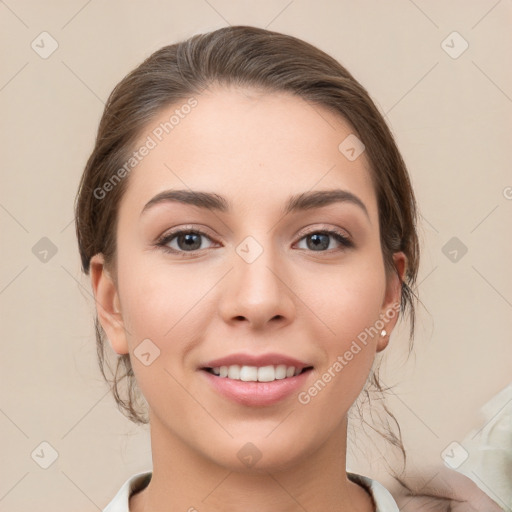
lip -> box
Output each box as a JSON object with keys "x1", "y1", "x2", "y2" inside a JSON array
[
  {"x1": 201, "y1": 352, "x2": 311, "y2": 371},
  {"x1": 200, "y1": 367, "x2": 313, "y2": 406},
  {"x1": 199, "y1": 352, "x2": 314, "y2": 407}
]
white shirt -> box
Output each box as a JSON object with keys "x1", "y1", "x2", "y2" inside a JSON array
[{"x1": 103, "y1": 470, "x2": 399, "y2": 511}]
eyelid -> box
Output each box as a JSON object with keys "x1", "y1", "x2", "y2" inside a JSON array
[
  {"x1": 155, "y1": 224, "x2": 215, "y2": 243},
  {"x1": 294, "y1": 225, "x2": 354, "y2": 251},
  {"x1": 155, "y1": 223, "x2": 354, "y2": 254},
  {"x1": 155, "y1": 228, "x2": 216, "y2": 256},
  {"x1": 295, "y1": 223, "x2": 351, "y2": 240}
]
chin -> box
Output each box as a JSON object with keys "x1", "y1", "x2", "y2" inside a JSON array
[{"x1": 201, "y1": 432, "x2": 319, "y2": 474}]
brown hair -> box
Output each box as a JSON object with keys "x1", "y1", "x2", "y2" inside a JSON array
[{"x1": 75, "y1": 25, "x2": 420, "y2": 471}]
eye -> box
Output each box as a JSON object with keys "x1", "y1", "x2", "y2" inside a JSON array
[
  {"x1": 295, "y1": 229, "x2": 353, "y2": 252},
  {"x1": 155, "y1": 226, "x2": 354, "y2": 256},
  {"x1": 156, "y1": 228, "x2": 216, "y2": 254}
]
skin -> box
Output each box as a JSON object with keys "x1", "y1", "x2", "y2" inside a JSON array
[{"x1": 90, "y1": 86, "x2": 406, "y2": 512}]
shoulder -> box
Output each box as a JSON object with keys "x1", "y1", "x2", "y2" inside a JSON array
[
  {"x1": 348, "y1": 472, "x2": 400, "y2": 512},
  {"x1": 102, "y1": 471, "x2": 152, "y2": 512}
]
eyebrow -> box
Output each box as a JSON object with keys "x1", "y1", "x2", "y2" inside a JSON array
[{"x1": 141, "y1": 188, "x2": 370, "y2": 221}]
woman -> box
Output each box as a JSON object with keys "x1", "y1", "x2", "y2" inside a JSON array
[{"x1": 74, "y1": 25, "x2": 501, "y2": 512}]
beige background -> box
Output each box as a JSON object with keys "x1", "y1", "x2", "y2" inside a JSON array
[{"x1": 1, "y1": 1, "x2": 511, "y2": 510}]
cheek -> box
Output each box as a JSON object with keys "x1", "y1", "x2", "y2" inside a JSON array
[
  {"x1": 305, "y1": 255, "x2": 386, "y2": 344},
  {"x1": 305, "y1": 257, "x2": 386, "y2": 393},
  {"x1": 297, "y1": 280, "x2": 383, "y2": 424},
  {"x1": 116, "y1": 252, "x2": 214, "y2": 384},
  {"x1": 117, "y1": 250, "x2": 196, "y2": 335},
  {"x1": 115, "y1": 256, "x2": 204, "y2": 408}
]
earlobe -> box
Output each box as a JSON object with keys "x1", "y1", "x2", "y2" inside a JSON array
[
  {"x1": 89, "y1": 254, "x2": 129, "y2": 355},
  {"x1": 377, "y1": 330, "x2": 390, "y2": 352},
  {"x1": 376, "y1": 251, "x2": 407, "y2": 353}
]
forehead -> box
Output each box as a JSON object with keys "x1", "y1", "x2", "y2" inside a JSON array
[{"x1": 120, "y1": 86, "x2": 377, "y2": 220}]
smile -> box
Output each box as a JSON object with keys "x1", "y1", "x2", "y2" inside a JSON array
[
  {"x1": 199, "y1": 353, "x2": 314, "y2": 406},
  {"x1": 205, "y1": 364, "x2": 310, "y2": 382}
]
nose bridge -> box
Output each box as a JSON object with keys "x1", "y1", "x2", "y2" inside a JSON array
[
  {"x1": 237, "y1": 234, "x2": 281, "y2": 294},
  {"x1": 218, "y1": 232, "x2": 295, "y2": 328}
]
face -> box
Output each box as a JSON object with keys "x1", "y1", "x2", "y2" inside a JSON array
[{"x1": 91, "y1": 86, "x2": 405, "y2": 472}]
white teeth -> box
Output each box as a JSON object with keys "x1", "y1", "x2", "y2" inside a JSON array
[
  {"x1": 275, "y1": 364, "x2": 287, "y2": 379},
  {"x1": 257, "y1": 365, "x2": 275, "y2": 382},
  {"x1": 209, "y1": 364, "x2": 304, "y2": 382},
  {"x1": 240, "y1": 366, "x2": 258, "y2": 381},
  {"x1": 227, "y1": 364, "x2": 240, "y2": 379}
]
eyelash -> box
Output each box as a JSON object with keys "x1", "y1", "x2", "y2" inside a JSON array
[{"x1": 155, "y1": 226, "x2": 354, "y2": 256}]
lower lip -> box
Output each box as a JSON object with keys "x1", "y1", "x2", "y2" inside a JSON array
[{"x1": 200, "y1": 369, "x2": 312, "y2": 406}]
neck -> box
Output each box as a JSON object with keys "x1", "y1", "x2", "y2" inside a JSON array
[{"x1": 130, "y1": 412, "x2": 374, "y2": 512}]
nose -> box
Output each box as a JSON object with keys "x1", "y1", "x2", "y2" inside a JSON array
[{"x1": 218, "y1": 239, "x2": 296, "y2": 331}]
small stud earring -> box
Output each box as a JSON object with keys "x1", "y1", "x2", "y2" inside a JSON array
[{"x1": 381, "y1": 329, "x2": 387, "y2": 337}]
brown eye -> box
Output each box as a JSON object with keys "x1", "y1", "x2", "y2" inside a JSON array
[{"x1": 157, "y1": 229, "x2": 216, "y2": 254}]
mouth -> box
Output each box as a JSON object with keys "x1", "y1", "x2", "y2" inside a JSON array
[
  {"x1": 202, "y1": 364, "x2": 313, "y2": 382},
  {"x1": 199, "y1": 354, "x2": 314, "y2": 406}
]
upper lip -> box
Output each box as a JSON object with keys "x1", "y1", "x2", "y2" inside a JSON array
[{"x1": 201, "y1": 353, "x2": 312, "y2": 370}]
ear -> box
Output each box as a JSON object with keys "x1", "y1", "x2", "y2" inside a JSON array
[
  {"x1": 376, "y1": 251, "x2": 407, "y2": 352},
  {"x1": 89, "y1": 253, "x2": 129, "y2": 355}
]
